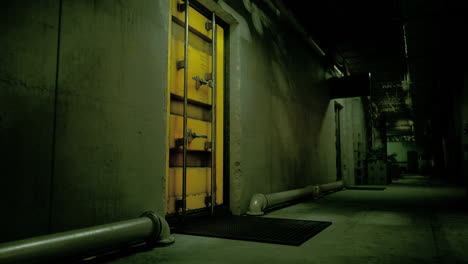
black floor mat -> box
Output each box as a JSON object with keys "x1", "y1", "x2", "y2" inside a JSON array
[
  {"x1": 347, "y1": 185, "x2": 386, "y2": 190},
  {"x1": 172, "y1": 215, "x2": 331, "y2": 246}
]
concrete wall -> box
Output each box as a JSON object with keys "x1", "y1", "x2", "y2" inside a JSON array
[
  {"x1": 0, "y1": 0, "x2": 58, "y2": 242},
  {"x1": 387, "y1": 142, "x2": 419, "y2": 163},
  {"x1": 0, "y1": 0, "x2": 169, "y2": 241},
  {"x1": 51, "y1": 0, "x2": 169, "y2": 232},
  {"x1": 462, "y1": 72, "x2": 468, "y2": 193},
  {"x1": 317, "y1": 97, "x2": 367, "y2": 187},
  {"x1": 221, "y1": 0, "x2": 367, "y2": 214},
  {"x1": 338, "y1": 97, "x2": 367, "y2": 186}
]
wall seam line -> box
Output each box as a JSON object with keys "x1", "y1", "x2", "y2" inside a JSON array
[{"x1": 48, "y1": 0, "x2": 63, "y2": 234}]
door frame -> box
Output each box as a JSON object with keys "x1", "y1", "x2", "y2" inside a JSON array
[{"x1": 166, "y1": 0, "x2": 230, "y2": 216}]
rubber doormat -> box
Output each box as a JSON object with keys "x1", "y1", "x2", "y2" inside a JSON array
[
  {"x1": 172, "y1": 215, "x2": 331, "y2": 246},
  {"x1": 347, "y1": 185, "x2": 386, "y2": 190}
]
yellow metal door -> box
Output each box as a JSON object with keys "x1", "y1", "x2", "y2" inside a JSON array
[{"x1": 166, "y1": 0, "x2": 224, "y2": 215}]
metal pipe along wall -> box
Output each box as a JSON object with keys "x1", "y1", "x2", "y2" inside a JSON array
[
  {"x1": 247, "y1": 181, "x2": 344, "y2": 216},
  {"x1": 0, "y1": 211, "x2": 174, "y2": 264}
]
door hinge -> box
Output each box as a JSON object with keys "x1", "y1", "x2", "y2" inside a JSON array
[
  {"x1": 205, "y1": 196, "x2": 212, "y2": 207},
  {"x1": 205, "y1": 21, "x2": 213, "y2": 31},
  {"x1": 175, "y1": 199, "x2": 185, "y2": 212},
  {"x1": 177, "y1": 3, "x2": 187, "y2": 12},
  {"x1": 176, "y1": 60, "x2": 185, "y2": 70}
]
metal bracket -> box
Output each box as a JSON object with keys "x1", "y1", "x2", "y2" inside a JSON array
[
  {"x1": 175, "y1": 138, "x2": 184, "y2": 149},
  {"x1": 177, "y1": 3, "x2": 187, "y2": 12},
  {"x1": 175, "y1": 129, "x2": 207, "y2": 147},
  {"x1": 205, "y1": 21, "x2": 213, "y2": 31},
  {"x1": 176, "y1": 60, "x2": 185, "y2": 70},
  {"x1": 175, "y1": 200, "x2": 185, "y2": 212},
  {"x1": 192, "y1": 76, "x2": 213, "y2": 89},
  {"x1": 204, "y1": 141, "x2": 212, "y2": 150},
  {"x1": 205, "y1": 196, "x2": 212, "y2": 207},
  {"x1": 188, "y1": 128, "x2": 208, "y2": 139}
]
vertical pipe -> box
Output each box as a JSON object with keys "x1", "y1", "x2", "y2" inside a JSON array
[
  {"x1": 210, "y1": 12, "x2": 217, "y2": 216},
  {"x1": 182, "y1": 0, "x2": 190, "y2": 219}
]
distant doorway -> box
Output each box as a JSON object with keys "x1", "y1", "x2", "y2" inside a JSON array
[{"x1": 335, "y1": 102, "x2": 343, "y2": 181}]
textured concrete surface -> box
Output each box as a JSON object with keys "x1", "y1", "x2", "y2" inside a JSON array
[
  {"x1": 98, "y1": 175, "x2": 468, "y2": 264},
  {"x1": 0, "y1": 0, "x2": 170, "y2": 241},
  {"x1": 51, "y1": 0, "x2": 170, "y2": 232},
  {"x1": 334, "y1": 97, "x2": 367, "y2": 186},
  {"x1": 461, "y1": 72, "x2": 468, "y2": 192},
  {"x1": 222, "y1": 0, "x2": 367, "y2": 215},
  {"x1": 0, "y1": 0, "x2": 59, "y2": 241}
]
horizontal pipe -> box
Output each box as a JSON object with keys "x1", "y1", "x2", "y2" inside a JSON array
[
  {"x1": 319, "y1": 181, "x2": 343, "y2": 194},
  {"x1": 247, "y1": 185, "x2": 317, "y2": 216},
  {"x1": 247, "y1": 181, "x2": 344, "y2": 216},
  {"x1": 0, "y1": 211, "x2": 174, "y2": 264},
  {"x1": 265, "y1": 185, "x2": 316, "y2": 207}
]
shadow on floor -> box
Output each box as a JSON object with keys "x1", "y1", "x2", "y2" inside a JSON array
[
  {"x1": 391, "y1": 174, "x2": 453, "y2": 187},
  {"x1": 65, "y1": 243, "x2": 156, "y2": 264}
]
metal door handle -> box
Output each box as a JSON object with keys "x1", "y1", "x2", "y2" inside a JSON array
[
  {"x1": 192, "y1": 76, "x2": 213, "y2": 88},
  {"x1": 175, "y1": 128, "x2": 208, "y2": 147},
  {"x1": 187, "y1": 129, "x2": 208, "y2": 139}
]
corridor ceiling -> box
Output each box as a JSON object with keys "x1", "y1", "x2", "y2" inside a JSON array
[
  {"x1": 281, "y1": 0, "x2": 406, "y2": 80},
  {"x1": 279, "y1": 0, "x2": 461, "y2": 141}
]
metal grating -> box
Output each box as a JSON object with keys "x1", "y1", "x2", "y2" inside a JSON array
[{"x1": 172, "y1": 215, "x2": 331, "y2": 246}]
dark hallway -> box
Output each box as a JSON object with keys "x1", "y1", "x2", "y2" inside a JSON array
[{"x1": 0, "y1": 0, "x2": 466, "y2": 263}]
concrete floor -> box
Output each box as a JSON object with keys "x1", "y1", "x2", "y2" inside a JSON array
[{"x1": 99, "y1": 175, "x2": 468, "y2": 264}]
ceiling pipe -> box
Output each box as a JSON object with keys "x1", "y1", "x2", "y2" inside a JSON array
[
  {"x1": 267, "y1": 0, "x2": 349, "y2": 78},
  {"x1": 247, "y1": 181, "x2": 344, "y2": 216},
  {"x1": 0, "y1": 211, "x2": 174, "y2": 264},
  {"x1": 268, "y1": 0, "x2": 326, "y2": 57}
]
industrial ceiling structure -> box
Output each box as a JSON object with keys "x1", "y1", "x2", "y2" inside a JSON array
[
  {"x1": 282, "y1": 0, "x2": 405, "y2": 80},
  {"x1": 281, "y1": 0, "x2": 461, "y2": 143}
]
